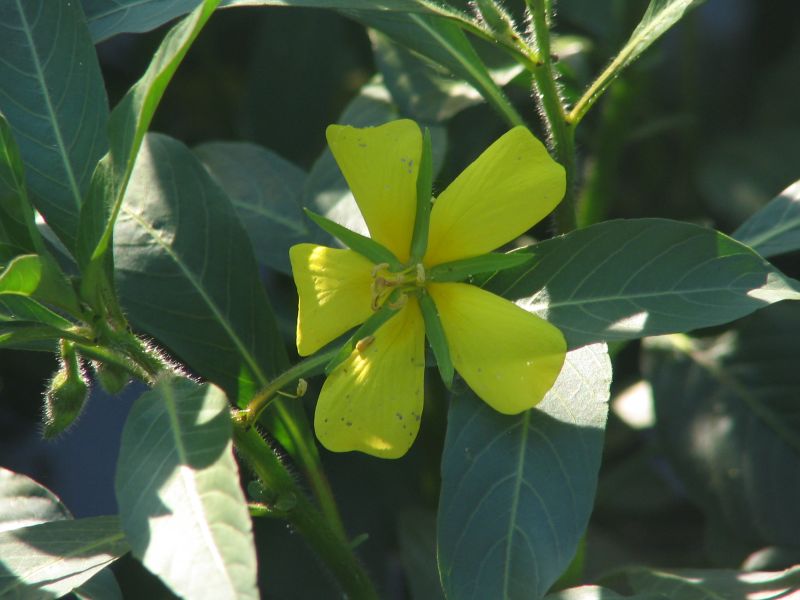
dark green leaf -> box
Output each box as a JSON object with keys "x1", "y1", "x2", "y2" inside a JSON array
[
  {"x1": 643, "y1": 301, "x2": 800, "y2": 551},
  {"x1": 428, "y1": 252, "x2": 532, "y2": 282},
  {"x1": 0, "y1": 113, "x2": 43, "y2": 262},
  {"x1": 608, "y1": 565, "x2": 800, "y2": 600},
  {"x1": 0, "y1": 296, "x2": 74, "y2": 331},
  {"x1": 77, "y1": 0, "x2": 219, "y2": 271},
  {"x1": 114, "y1": 133, "x2": 286, "y2": 402},
  {"x1": 0, "y1": 516, "x2": 128, "y2": 599},
  {"x1": 306, "y1": 209, "x2": 401, "y2": 268},
  {"x1": 438, "y1": 344, "x2": 611, "y2": 600},
  {"x1": 486, "y1": 219, "x2": 800, "y2": 349},
  {"x1": 194, "y1": 141, "x2": 309, "y2": 273},
  {"x1": 115, "y1": 376, "x2": 257, "y2": 599},
  {"x1": 734, "y1": 179, "x2": 800, "y2": 258},
  {"x1": 0, "y1": 322, "x2": 62, "y2": 351},
  {"x1": 82, "y1": 0, "x2": 462, "y2": 42},
  {"x1": 0, "y1": 0, "x2": 109, "y2": 251}
]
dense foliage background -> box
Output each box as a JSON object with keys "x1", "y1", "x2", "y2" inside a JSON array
[{"x1": 1, "y1": 0, "x2": 799, "y2": 598}]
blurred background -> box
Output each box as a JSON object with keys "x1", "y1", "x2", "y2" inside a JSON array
[{"x1": 2, "y1": 0, "x2": 799, "y2": 597}]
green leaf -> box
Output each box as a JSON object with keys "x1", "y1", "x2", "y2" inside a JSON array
[
  {"x1": 0, "y1": 0, "x2": 109, "y2": 251},
  {"x1": 0, "y1": 113, "x2": 43, "y2": 262},
  {"x1": 607, "y1": 566, "x2": 800, "y2": 600},
  {"x1": 643, "y1": 302, "x2": 800, "y2": 551},
  {"x1": 82, "y1": 0, "x2": 460, "y2": 42},
  {"x1": 194, "y1": 141, "x2": 309, "y2": 273},
  {"x1": 437, "y1": 343, "x2": 611, "y2": 600},
  {"x1": 114, "y1": 133, "x2": 288, "y2": 402},
  {"x1": 0, "y1": 468, "x2": 124, "y2": 599},
  {"x1": 306, "y1": 209, "x2": 401, "y2": 268},
  {"x1": 734, "y1": 179, "x2": 800, "y2": 258},
  {"x1": 74, "y1": 569, "x2": 123, "y2": 600},
  {"x1": 410, "y1": 127, "x2": 433, "y2": 263},
  {"x1": 570, "y1": 0, "x2": 702, "y2": 122},
  {"x1": 428, "y1": 252, "x2": 532, "y2": 282},
  {"x1": 0, "y1": 517, "x2": 128, "y2": 599},
  {"x1": 351, "y1": 10, "x2": 524, "y2": 127},
  {"x1": 0, "y1": 296, "x2": 74, "y2": 331},
  {"x1": 0, "y1": 255, "x2": 42, "y2": 296},
  {"x1": 77, "y1": 0, "x2": 220, "y2": 272},
  {"x1": 115, "y1": 375, "x2": 257, "y2": 600},
  {"x1": 486, "y1": 219, "x2": 800, "y2": 349}
]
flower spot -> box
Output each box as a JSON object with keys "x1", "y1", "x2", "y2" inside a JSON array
[
  {"x1": 395, "y1": 412, "x2": 403, "y2": 420},
  {"x1": 346, "y1": 421, "x2": 353, "y2": 427}
]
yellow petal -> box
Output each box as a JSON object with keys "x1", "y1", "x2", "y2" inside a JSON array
[
  {"x1": 289, "y1": 244, "x2": 374, "y2": 356},
  {"x1": 326, "y1": 120, "x2": 421, "y2": 263},
  {"x1": 428, "y1": 282, "x2": 566, "y2": 414},
  {"x1": 314, "y1": 298, "x2": 425, "y2": 459},
  {"x1": 425, "y1": 127, "x2": 565, "y2": 266}
]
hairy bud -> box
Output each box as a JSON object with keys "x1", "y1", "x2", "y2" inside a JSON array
[
  {"x1": 42, "y1": 341, "x2": 88, "y2": 439},
  {"x1": 94, "y1": 361, "x2": 130, "y2": 395},
  {"x1": 474, "y1": 0, "x2": 516, "y2": 38}
]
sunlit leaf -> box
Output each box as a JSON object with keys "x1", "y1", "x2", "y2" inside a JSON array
[
  {"x1": 0, "y1": 0, "x2": 109, "y2": 251},
  {"x1": 115, "y1": 376, "x2": 258, "y2": 599},
  {"x1": 438, "y1": 344, "x2": 611, "y2": 599},
  {"x1": 734, "y1": 179, "x2": 800, "y2": 258},
  {"x1": 487, "y1": 219, "x2": 800, "y2": 349},
  {"x1": 0, "y1": 255, "x2": 42, "y2": 296}
]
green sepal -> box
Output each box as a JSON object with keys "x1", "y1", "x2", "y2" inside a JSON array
[
  {"x1": 427, "y1": 251, "x2": 533, "y2": 282},
  {"x1": 305, "y1": 209, "x2": 402, "y2": 269},
  {"x1": 409, "y1": 127, "x2": 433, "y2": 263},
  {"x1": 418, "y1": 290, "x2": 454, "y2": 388},
  {"x1": 475, "y1": 0, "x2": 517, "y2": 38},
  {"x1": 324, "y1": 292, "x2": 403, "y2": 375}
]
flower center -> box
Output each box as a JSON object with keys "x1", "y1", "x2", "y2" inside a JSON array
[{"x1": 370, "y1": 262, "x2": 425, "y2": 311}]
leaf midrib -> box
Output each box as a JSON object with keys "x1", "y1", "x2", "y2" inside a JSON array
[{"x1": 14, "y1": 0, "x2": 82, "y2": 209}]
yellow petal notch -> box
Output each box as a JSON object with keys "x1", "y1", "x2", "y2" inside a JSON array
[
  {"x1": 425, "y1": 126, "x2": 565, "y2": 266},
  {"x1": 326, "y1": 120, "x2": 422, "y2": 263},
  {"x1": 314, "y1": 298, "x2": 425, "y2": 459},
  {"x1": 428, "y1": 282, "x2": 566, "y2": 414},
  {"x1": 289, "y1": 244, "x2": 374, "y2": 356}
]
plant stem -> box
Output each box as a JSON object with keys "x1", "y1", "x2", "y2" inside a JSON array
[
  {"x1": 526, "y1": 0, "x2": 578, "y2": 234},
  {"x1": 233, "y1": 425, "x2": 379, "y2": 600}
]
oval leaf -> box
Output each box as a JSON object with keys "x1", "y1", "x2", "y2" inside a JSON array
[
  {"x1": 486, "y1": 219, "x2": 800, "y2": 349},
  {"x1": 437, "y1": 343, "x2": 611, "y2": 600},
  {"x1": 115, "y1": 375, "x2": 257, "y2": 600}
]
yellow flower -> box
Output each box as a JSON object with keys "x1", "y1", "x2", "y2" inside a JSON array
[{"x1": 290, "y1": 120, "x2": 567, "y2": 458}]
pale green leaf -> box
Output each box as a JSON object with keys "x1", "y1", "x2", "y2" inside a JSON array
[
  {"x1": 734, "y1": 179, "x2": 800, "y2": 258},
  {"x1": 438, "y1": 344, "x2": 611, "y2": 600},
  {"x1": 0, "y1": 0, "x2": 109, "y2": 251},
  {"x1": 194, "y1": 141, "x2": 309, "y2": 273},
  {"x1": 486, "y1": 219, "x2": 800, "y2": 349},
  {"x1": 115, "y1": 376, "x2": 258, "y2": 600},
  {"x1": 0, "y1": 255, "x2": 42, "y2": 296}
]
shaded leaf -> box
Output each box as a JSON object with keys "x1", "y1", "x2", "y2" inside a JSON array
[
  {"x1": 734, "y1": 179, "x2": 800, "y2": 259},
  {"x1": 114, "y1": 133, "x2": 286, "y2": 402},
  {"x1": 115, "y1": 375, "x2": 257, "y2": 599},
  {"x1": 643, "y1": 301, "x2": 800, "y2": 551},
  {"x1": 545, "y1": 586, "x2": 666, "y2": 600},
  {"x1": 194, "y1": 141, "x2": 309, "y2": 273},
  {"x1": 0, "y1": 0, "x2": 109, "y2": 250},
  {"x1": 438, "y1": 344, "x2": 611, "y2": 600},
  {"x1": 486, "y1": 219, "x2": 800, "y2": 349},
  {"x1": 397, "y1": 509, "x2": 445, "y2": 600},
  {"x1": 608, "y1": 565, "x2": 800, "y2": 600}
]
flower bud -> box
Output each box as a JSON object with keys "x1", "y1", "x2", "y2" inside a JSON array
[
  {"x1": 474, "y1": 0, "x2": 516, "y2": 38},
  {"x1": 94, "y1": 361, "x2": 129, "y2": 395},
  {"x1": 42, "y1": 342, "x2": 88, "y2": 439}
]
